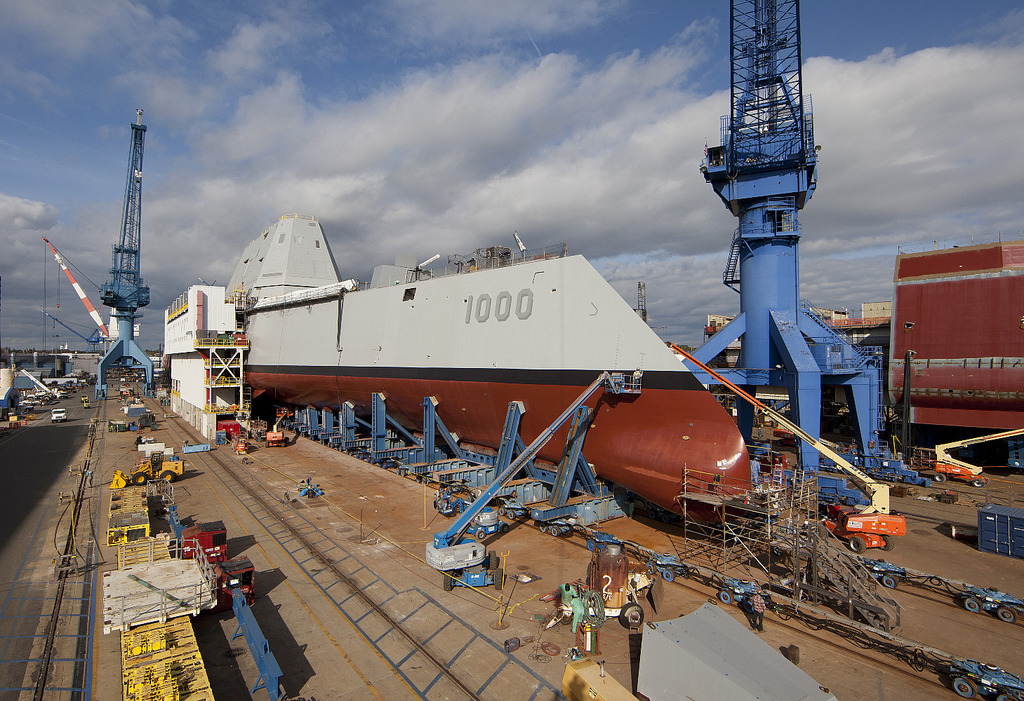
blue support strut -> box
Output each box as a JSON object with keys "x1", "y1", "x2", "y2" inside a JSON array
[{"x1": 231, "y1": 588, "x2": 283, "y2": 700}]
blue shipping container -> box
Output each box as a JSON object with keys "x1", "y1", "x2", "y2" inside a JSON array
[{"x1": 977, "y1": 504, "x2": 1024, "y2": 559}]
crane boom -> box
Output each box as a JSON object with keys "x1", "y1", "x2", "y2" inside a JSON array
[
  {"x1": 19, "y1": 369, "x2": 55, "y2": 397},
  {"x1": 935, "y1": 428, "x2": 1024, "y2": 476},
  {"x1": 41, "y1": 237, "x2": 110, "y2": 339},
  {"x1": 95, "y1": 109, "x2": 154, "y2": 398},
  {"x1": 672, "y1": 342, "x2": 891, "y2": 514},
  {"x1": 434, "y1": 372, "x2": 613, "y2": 550},
  {"x1": 41, "y1": 310, "x2": 104, "y2": 347}
]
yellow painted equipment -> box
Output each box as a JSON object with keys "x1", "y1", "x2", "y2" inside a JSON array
[
  {"x1": 562, "y1": 658, "x2": 635, "y2": 701},
  {"x1": 107, "y1": 487, "x2": 151, "y2": 545},
  {"x1": 931, "y1": 427, "x2": 1024, "y2": 487},
  {"x1": 121, "y1": 619, "x2": 213, "y2": 701},
  {"x1": 117, "y1": 535, "x2": 174, "y2": 569},
  {"x1": 107, "y1": 511, "x2": 150, "y2": 546},
  {"x1": 111, "y1": 453, "x2": 184, "y2": 489}
]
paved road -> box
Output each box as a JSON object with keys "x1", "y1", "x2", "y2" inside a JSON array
[
  {"x1": 0, "y1": 400, "x2": 89, "y2": 550},
  {"x1": 0, "y1": 398, "x2": 91, "y2": 697}
]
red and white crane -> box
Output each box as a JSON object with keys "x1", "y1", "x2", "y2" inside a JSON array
[{"x1": 42, "y1": 236, "x2": 110, "y2": 340}]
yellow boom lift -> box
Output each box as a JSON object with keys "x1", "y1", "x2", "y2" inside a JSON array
[
  {"x1": 932, "y1": 427, "x2": 1024, "y2": 487},
  {"x1": 672, "y1": 343, "x2": 907, "y2": 553}
]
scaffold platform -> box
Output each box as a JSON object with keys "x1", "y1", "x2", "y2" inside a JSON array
[{"x1": 102, "y1": 559, "x2": 215, "y2": 634}]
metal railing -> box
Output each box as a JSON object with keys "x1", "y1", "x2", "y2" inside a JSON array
[
  {"x1": 897, "y1": 231, "x2": 1023, "y2": 255},
  {"x1": 194, "y1": 335, "x2": 248, "y2": 348},
  {"x1": 400, "y1": 243, "x2": 570, "y2": 285}
]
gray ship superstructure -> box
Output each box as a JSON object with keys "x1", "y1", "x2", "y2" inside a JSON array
[{"x1": 231, "y1": 214, "x2": 750, "y2": 515}]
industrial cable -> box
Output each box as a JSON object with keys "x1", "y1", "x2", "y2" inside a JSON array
[
  {"x1": 579, "y1": 589, "x2": 606, "y2": 628},
  {"x1": 52, "y1": 499, "x2": 74, "y2": 557},
  {"x1": 34, "y1": 422, "x2": 95, "y2": 700}
]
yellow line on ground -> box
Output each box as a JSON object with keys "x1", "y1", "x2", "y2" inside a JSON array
[
  {"x1": 241, "y1": 450, "x2": 505, "y2": 603},
  {"x1": 193, "y1": 451, "x2": 396, "y2": 700}
]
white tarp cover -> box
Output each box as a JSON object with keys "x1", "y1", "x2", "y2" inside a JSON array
[{"x1": 637, "y1": 602, "x2": 838, "y2": 701}]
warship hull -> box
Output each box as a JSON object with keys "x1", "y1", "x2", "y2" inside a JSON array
[{"x1": 233, "y1": 217, "x2": 751, "y2": 515}]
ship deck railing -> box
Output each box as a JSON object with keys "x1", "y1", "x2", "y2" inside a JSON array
[
  {"x1": 897, "y1": 231, "x2": 1023, "y2": 254},
  {"x1": 245, "y1": 243, "x2": 569, "y2": 311},
  {"x1": 413, "y1": 242, "x2": 569, "y2": 282}
]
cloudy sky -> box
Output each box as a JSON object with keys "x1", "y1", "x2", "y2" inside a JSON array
[{"x1": 2, "y1": 0, "x2": 1023, "y2": 352}]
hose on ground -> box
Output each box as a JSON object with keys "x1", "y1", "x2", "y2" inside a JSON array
[{"x1": 580, "y1": 590, "x2": 606, "y2": 629}]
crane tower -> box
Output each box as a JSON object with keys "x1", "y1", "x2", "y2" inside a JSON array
[
  {"x1": 692, "y1": 0, "x2": 883, "y2": 469},
  {"x1": 96, "y1": 110, "x2": 153, "y2": 398}
]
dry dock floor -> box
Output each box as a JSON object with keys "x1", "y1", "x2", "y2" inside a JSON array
[{"x1": 72, "y1": 397, "x2": 1024, "y2": 700}]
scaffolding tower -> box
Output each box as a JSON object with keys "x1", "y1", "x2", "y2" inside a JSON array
[{"x1": 675, "y1": 466, "x2": 817, "y2": 576}]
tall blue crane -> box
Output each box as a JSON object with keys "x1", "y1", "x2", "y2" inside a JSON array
[
  {"x1": 691, "y1": 0, "x2": 883, "y2": 471},
  {"x1": 96, "y1": 109, "x2": 153, "y2": 398}
]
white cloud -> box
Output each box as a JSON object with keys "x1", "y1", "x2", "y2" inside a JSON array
[
  {"x1": 804, "y1": 44, "x2": 1024, "y2": 240},
  {"x1": 138, "y1": 33, "x2": 1024, "y2": 349},
  {"x1": 0, "y1": 193, "x2": 59, "y2": 230},
  {"x1": 206, "y1": 9, "x2": 333, "y2": 82},
  {"x1": 3, "y1": 4, "x2": 1024, "y2": 352},
  {"x1": 0, "y1": 0, "x2": 192, "y2": 65}
]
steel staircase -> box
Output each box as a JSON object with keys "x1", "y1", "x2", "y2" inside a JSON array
[
  {"x1": 723, "y1": 229, "x2": 742, "y2": 291},
  {"x1": 797, "y1": 530, "x2": 902, "y2": 631}
]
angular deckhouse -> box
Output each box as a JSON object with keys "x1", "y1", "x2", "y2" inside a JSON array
[{"x1": 231, "y1": 214, "x2": 751, "y2": 515}]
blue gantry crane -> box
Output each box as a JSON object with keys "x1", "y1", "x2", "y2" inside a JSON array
[
  {"x1": 96, "y1": 109, "x2": 153, "y2": 398},
  {"x1": 691, "y1": 1, "x2": 921, "y2": 487}
]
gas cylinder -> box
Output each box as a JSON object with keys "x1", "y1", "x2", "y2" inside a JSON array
[{"x1": 588, "y1": 543, "x2": 629, "y2": 609}]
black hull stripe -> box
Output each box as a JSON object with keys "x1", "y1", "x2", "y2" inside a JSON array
[{"x1": 246, "y1": 365, "x2": 708, "y2": 392}]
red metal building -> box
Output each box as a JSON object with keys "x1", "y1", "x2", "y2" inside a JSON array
[{"x1": 889, "y1": 240, "x2": 1024, "y2": 431}]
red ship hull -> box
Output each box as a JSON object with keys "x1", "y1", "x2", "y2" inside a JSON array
[{"x1": 248, "y1": 366, "x2": 751, "y2": 516}]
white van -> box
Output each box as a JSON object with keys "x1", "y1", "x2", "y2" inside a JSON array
[{"x1": 50, "y1": 408, "x2": 68, "y2": 423}]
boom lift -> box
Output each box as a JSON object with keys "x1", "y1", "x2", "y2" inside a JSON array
[
  {"x1": 427, "y1": 372, "x2": 638, "y2": 590},
  {"x1": 931, "y1": 428, "x2": 1024, "y2": 487},
  {"x1": 19, "y1": 369, "x2": 56, "y2": 398},
  {"x1": 671, "y1": 344, "x2": 906, "y2": 553}
]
